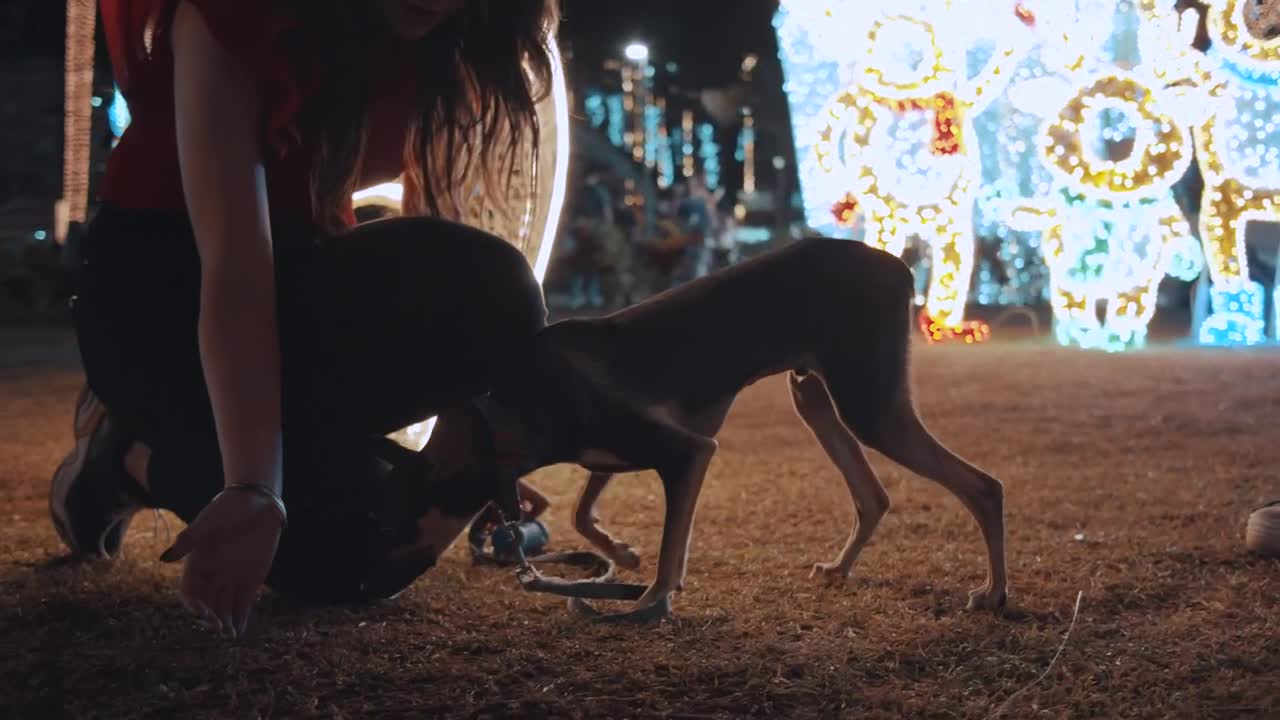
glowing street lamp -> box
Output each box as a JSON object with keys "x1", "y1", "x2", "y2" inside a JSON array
[
  {"x1": 622, "y1": 42, "x2": 651, "y2": 164},
  {"x1": 624, "y1": 42, "x2": 650, "y2": 64}
]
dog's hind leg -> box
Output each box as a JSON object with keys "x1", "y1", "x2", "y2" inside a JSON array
[
  {"x1": 789, "y1": 371, "x2": 890, "y2": 584},
  {"x1": 821, "y1": 264, "x2": 1007, "y2": 611},
  {"x1": 574, "y1": 472, "x2": 641, "y2": 570},
  {"x1": 835, "y1": 385, "x2": 1009, "y2": 611}
]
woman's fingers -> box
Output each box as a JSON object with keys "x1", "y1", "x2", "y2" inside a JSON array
[
  {"x1": 165, "y1": 494, "x2": 282, "y2": 640},
  {"x1": 180, "y1": 562, "x2": 212, "y2": 622},
  {"x1": 231, "y1": 585, "x2": 255, "y2": 638},
  {"x1": 191, "y1": 596, "x2": 220, "y2": 633},
  {"x1": 161, "y1": 521, "x2": 212, "y2": 563},
  {"x1": 212, "y1": 585, "x2": 235, "y2": 638},
  {"x1": 179, "y1": 551, "x2": 230, "y2": 635},
  {"x1": 182, "y1": 591, "x2": 218, "y2": 631}
]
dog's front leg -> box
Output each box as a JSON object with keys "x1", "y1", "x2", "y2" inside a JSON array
[
  {"x1": 632, "y1": 434, "x2": 717, "y2": 616},
  {"x1": 574, "y1": 472, "x2": 641, "y2": 570},
  {"x1": 573, "y1": 407, "x2": 717, "y2": 623}
]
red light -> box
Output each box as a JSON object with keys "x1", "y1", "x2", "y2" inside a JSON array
[{"x1": 1015, "y1": 3, "x2": 1036, "y2": 27}]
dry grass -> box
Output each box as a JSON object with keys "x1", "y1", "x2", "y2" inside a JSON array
[{"x1": 2, "y1": 328, "x2": 1278, "y2": 719}]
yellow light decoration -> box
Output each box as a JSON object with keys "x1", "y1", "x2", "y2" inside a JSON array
[
  {"x1": 1040, "y1": 75, "x2": 1191, "y2": 199},
  {"x1": 860, "y1": 16, "x2": 949, "y2": 100},
  {"x1": 812, "y1": 4, "x2": 1036, "y2": 338},
  {"x1": 1187, "y1": 0, "x2": 1280, "y2": 344}
]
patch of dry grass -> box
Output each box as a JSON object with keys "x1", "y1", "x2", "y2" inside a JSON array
[{"x1": 2, "y1": 330, "x2": 1278, "y2": 718}]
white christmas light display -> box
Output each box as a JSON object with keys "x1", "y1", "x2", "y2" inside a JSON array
[
  {"x1": 1001, "y1": 0, "x2": 1208, "y2": 351},
  {"x1": 1190, "y1": 0, "x2": 1280, "y2": 346},
  {"x1": 773, "y1": 0, "x2": 862, "y2": 236},
  {"x1": 802, "y1": 0, "x2": 1039, "y2": 341}
]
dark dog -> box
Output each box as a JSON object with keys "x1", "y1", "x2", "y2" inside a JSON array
[{"x1": 429, "y1": 237, "x2": 1009, "y2": 621}]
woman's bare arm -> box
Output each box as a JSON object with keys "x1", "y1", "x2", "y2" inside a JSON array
[
  {"x1": 162, "y1": 1, "x2": 286, "y2": 637},
  {"x1": 172, "y1": 1, "x2": 283, "y2": 495}
]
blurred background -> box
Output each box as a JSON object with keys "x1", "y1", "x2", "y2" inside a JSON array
[
  {"x1": 0, "y1": 0, "x2": 797, "y2": 319},
  {"x1": 2, "y1": 1, "x2": 1278, "y2": 349}
]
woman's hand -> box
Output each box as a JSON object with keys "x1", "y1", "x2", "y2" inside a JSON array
[
  {"x1": 169, "y1": 2, "x2": 286, "y2": 639},
  {"x1": 160, "y1": 489, "x2": 284, "y2": 638}
]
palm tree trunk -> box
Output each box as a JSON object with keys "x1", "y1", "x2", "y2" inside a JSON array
[{"x1": 56, "y1": 0, "x2": 96, "y2": 245}]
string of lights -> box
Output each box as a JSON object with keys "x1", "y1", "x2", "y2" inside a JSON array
[
  {"x1": 777, "y1": 0, "x2": 1276, "y2": 349},
  {"x1": 792, "y1": 1, "x2": 1038, "y2": 341}
]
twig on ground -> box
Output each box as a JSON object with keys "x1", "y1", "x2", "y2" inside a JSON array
[{"x1": 988, "y1": 591, "x2": 1085, "y2": 719}]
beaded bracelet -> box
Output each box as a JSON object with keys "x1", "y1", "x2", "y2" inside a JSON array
[{"x1": 219, "y1": 483, "x2": 288, "y2": 529}]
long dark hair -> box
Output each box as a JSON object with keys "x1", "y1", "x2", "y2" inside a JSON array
[{"x1": 288, "y1": 0, "x2": 560, "y2": 232}]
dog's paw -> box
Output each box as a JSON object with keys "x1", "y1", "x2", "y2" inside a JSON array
[
  {"x1": 809, "y1": 562, "x2": 851, "y2": 585},
  {"x1": 606, "y1": 542, "x2": 642, "y2": 571},
  {"x1": 573, "y1": 593, "x2": 673, "y2": 624},
  {"x1": 965, "y1": 586, "x2": 1008, "y2": 612}
]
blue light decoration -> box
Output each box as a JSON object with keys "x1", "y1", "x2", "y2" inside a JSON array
[
  {"x1": 697, "y1": 122, "x2": 721, "y2": 190},
  {"x1": 773, "y1": 1, "x2": 856, "y2": 238},
  {"x1": 1200, "y1": 280, "x2": 1267, "y2": 345},
  {"x1": 657, "y1": 125, "x2": 677, "y2": 190},
  {"x1": 606, "y1": 94, "x2": 626, "y2": 149},
  {"x1": 584, "y1": 91, "x2": 607, "y2": 130},
  {"x1": 971, "y1": 40, "x2": 1052, "y2": 309},
  {"x1": 107, "y1": 83, "x2": 131, "y2": 140},
  {"x1": 644, "y1": 103, "x2": 662, "y2": 169},
  {"x1": 735, "y1": 119, "x2": 758, "y2": 168},
  {"x1": 1188, "y1": 0, "x2": 1280, "y2": 346}
]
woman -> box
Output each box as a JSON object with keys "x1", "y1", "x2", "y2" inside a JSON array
[{"x1": 50, "y1": 0, "x2": 560, "y2": 638}]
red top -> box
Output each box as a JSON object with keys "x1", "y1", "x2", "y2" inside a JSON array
[{"x1": 99, "y1": 0, "x2": 420, "y2": 228}]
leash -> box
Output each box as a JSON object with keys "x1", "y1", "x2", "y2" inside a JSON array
[
  {"x1": 478, "y1": 514, "x2": 649, "y2": 603},
  {"x1": 469, "y1": 394, "x2": 649, "y2": 603}
]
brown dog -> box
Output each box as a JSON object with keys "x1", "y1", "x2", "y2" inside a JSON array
[{"x1": 431, "y1": 237, "x2": 1009, "y2": 622}]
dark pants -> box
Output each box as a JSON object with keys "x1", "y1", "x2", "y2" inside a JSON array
[{"x1": 72, "y1": 204, "x2": 547, "y2": 601}]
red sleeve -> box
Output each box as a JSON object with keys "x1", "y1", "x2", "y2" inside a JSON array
[
  {"x1": 100, "y1": 0, "x2": 165, "y2": 93},
  {"x1": 178, "y1": 0, "x2": 306, "y2": 158},
  {"x1": 102, "y1": 0, "x2": 306, "y2": 157}
]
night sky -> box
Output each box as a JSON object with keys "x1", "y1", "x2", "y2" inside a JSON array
[
  {"x1": 9, "y1": 0, "x2": 784, "y2": 92},
  {"x1": 559, "y1": 0, "x2": 782, "y2": 88},
  {"x1": 2, "y1": 0, "x2": 792, "y2": 198}
]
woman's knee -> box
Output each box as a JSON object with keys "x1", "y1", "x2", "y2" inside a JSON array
[{"x1": 338, "y1": 217, "x2": 544, "y2": 307}]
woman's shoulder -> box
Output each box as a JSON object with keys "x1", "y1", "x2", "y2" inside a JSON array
[
  {"x1": 188, "y1": 0, "x2": 315, "y2": 154},
  {"x1": 179, "y1": 0, "x2": 301, "y2": 55}
]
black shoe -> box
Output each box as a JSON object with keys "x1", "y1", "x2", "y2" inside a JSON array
[{"x1": 49, "y1": 385, "x2": 145, "y2": 559}]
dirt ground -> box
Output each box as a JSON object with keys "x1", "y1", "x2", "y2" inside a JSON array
[{"x1": 1, "y1": 328, "x2": 1277, "y2": 719}]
